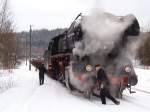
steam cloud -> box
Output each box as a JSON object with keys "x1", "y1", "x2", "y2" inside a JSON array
[{"x1": 73, "y1": 10, "x2": 136, "y2": 57}]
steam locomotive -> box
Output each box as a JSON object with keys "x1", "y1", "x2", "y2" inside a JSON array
[{"x1": 37, "y1": 12, "x2": 140, "y2": 98}]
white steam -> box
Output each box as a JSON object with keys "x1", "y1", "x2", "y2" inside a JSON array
[
  {"x1": 68, "y1": 64, "x2": 95, "y2": 91},
  {"x1": 73, "y1": 10, "x2": 136, "y2": 57},
  {"x1": 126, "y1": 32, "x2": 149, "y2": 60}
]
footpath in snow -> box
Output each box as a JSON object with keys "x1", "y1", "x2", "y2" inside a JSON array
[{"x1": 0, "y1": 62, "x2": 150, "y2": 112}]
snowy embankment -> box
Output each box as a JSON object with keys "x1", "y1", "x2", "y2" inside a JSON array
[
  {"x1": 0, "y1": 70, "x2": 15, "y2": 93},
  {"x1": 134, "y1": 68, "x2": 150, "y2": 93},
  {"x1": 0, "y1": 62, "x2": 150, "y2": 112}
]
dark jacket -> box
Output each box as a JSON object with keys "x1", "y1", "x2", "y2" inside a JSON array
[
  {"x1": 97, "y1": 68, "x2": 110, "y2": 88},
  {"x1": 39, "y1": 65, "x2": 47, "y2": 77}
]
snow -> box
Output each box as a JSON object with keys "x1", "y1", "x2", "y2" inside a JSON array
[
  {"x1": 0, "y1": 62, "x2": 150, "y2": 112},
  {"x1": 134, "y1": 68, "x2": 150, "y2": 93}
]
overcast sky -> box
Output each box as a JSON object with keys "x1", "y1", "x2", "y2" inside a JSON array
[{"x1": 10, "y1": 0, "x2": 150, "y2": 32}]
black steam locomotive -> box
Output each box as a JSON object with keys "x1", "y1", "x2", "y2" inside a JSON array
[{"x1": 44, "y1": 13, "x2": 139, "y2": 98}]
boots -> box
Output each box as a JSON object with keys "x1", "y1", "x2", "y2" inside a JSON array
[{"x1": 114, "y1": 100, "x2": 120, "y2": 105}]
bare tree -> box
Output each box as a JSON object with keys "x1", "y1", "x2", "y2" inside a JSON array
[
  {"x1": 137, "y1": 31, "x2": 150, "y2": 66},
  {"x1": 0, "y1": 0, "x2": 19, "y2": 69},
  {"x1": 0, "y1": 0, "x2": 14, "y2": 32}
]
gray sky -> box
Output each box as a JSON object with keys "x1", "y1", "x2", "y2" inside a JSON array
[{"x1": 10, "y1": 0, "x2": 150, "y2": 31}]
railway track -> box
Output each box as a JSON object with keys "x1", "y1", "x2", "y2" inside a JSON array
[{"x1": 133, "y1": 87, "x2": 150, "y2": 94}]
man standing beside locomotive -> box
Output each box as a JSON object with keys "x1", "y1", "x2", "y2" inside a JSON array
[
  {"x1": 95, "y1": 64, "x2": 120, "y2": 105},
  {"x1": 39, "y1": 63, "x2": 47, "y2": 85}
]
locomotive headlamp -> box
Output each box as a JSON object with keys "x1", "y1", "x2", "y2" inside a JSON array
[
  {"x1": 125, "y1": 66, "x2": 131, "y2": 73},
  {"x1": 86, "y1": 65, "x2": 93, "y2": 72}
]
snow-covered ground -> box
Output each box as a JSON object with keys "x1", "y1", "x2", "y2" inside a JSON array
[
  {"x1": 0, "y1": 62, "x2": 150, "y2": 112},
  {"x1": 134, "y1": 68, "x2": 150, "y2": 93}
]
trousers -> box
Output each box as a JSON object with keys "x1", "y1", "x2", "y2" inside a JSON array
[{"x1": 100, "y1": 88, "x2": 118, "y2": 104}]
